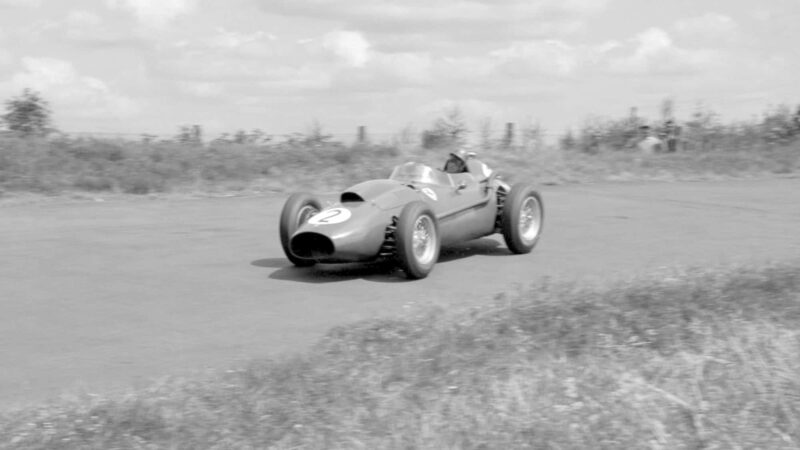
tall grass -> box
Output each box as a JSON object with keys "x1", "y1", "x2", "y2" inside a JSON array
[
  {"x1": 0, "y1": 136, "x2": 402, "y2": 196},
  {"x1": 2, "y1": 134, "x2": 799, "y2": 198},
  {"x1": 2, "y1": 262, "x2": 799, "y2": 449}
]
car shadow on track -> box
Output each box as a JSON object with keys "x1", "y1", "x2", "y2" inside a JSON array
[{"x1": 252, "y1": 238, "x2": 510, "y2": 284}]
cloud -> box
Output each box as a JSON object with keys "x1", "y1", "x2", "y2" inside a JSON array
[
  {"x1": 41, "y1": 9, "x2": 149, "y2": 47},
  {"x1": 674, "y1": 13, "x2": 738, "y2": 41},
  {"x1": 170, "y1": 27, "x2": 281, "y2": 62},
  {"x1": 0, "y1": 49, "x2": 11, "y2": 67},
  {"x1": 491, "y1": 40, "x2": 581, "y2": 77},
  {"x1": 206, "y1": 28, "x2": 277, "y2": 50},
  {"x1": 322, "y1": 30, "x2": 371, "y2": 67},
  {"x1": 265, "y1": 0, "x2": 609, "y2": 22},
  {"x1": 155, "y1": 30, "x2": 317, "y2": 85},
  {"x1": 5, "y1": 57, "x2": 139, "y2": 119},
  {"x1": 107, "y1": 0, "x2": 196, "y2": 27},
  {"x1": 0, "y1": 0, "x2": 40, "y2": 7},
  {"x1": 261, "y1": 0, "x2": 608, "y2": 46},
  {"x1": 605, "y1": 28, "x2": 717, "y2": 75},
  {"x1": 374, "y1": 52, "x2": 433, "y2": 83},
  {"x1": 177, "y1": 81, "x2": 225, "y2": 99}
]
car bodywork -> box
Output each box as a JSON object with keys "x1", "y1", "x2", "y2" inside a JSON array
[{"x1": 288, "y1": 159, "x2": 509, "y2": 264}]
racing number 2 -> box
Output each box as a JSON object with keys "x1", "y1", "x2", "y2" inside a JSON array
[
  {"x1": 309, "y1": 207, "x2": 351, "y2": 225},
  {"x1": 316, "y1": 209, "x2": 341, "y2": 223}
]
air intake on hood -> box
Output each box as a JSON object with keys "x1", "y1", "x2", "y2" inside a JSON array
[{"x1": 341, "y1": 192, "x2": 364, "y2": 202}]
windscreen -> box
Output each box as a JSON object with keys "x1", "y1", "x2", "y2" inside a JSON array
[{"x1": 389, "y1": 162, "x2": 451, "y2": 185}]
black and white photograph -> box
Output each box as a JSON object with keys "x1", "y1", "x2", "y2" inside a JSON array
[{"x1": 1, "y1": 0, "x2": 799, "y2": 448}]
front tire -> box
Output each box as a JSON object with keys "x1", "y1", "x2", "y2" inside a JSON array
[
  {"x1": 396, "y1": 201, "x2": 440, "y2": 279},
  {"x1": 501, "y1": 183, "x2": 544, "y2": 254},
  {"x1": 279, "y1": 193, "x2": 322, "y2": 266}
]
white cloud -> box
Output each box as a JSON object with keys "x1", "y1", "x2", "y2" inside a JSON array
[
  {"x1": 322, "y1": 30, "x2": 371, "y2": 67},
  {"x1": 5, "y1": 57, "x2": 139, "y2": 119},
  {"x1": 107, "y1": 0, "x2": 196, "y2": 27},
  {"x1": 674, "y1": 13, "x2": 738, "y2": 40},
  {"x1": 605, "y1": 28, "x2": 717, "y2": 75}
]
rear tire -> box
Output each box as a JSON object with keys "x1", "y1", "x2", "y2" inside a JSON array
[
  {"x1": 396, "y1": 201, "x2": 440, "y2": 279},
  {"x1": 501, "y1": 183, "x2": 544, "y2": 254},
  {"x1": 279, "y1": 193, "x2": 322, "y2": 266}
]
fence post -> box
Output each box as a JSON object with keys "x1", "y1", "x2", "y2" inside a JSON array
[
  {"x1": 357, "y1": 126, "x2": 366, "y2": 144},
  {"x1": 503, "y1": 122, "x2": 515, "y2": 147}
]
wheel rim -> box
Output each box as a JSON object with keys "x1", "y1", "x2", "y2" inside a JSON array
[
  {"x1": 519, "y1": 196, "x2": 542, "y2": 243},
  {"x1": 296, "y1": 205, "x2": 319, "y2": 227},
  {"x1": 412, "y1": 215, "x2": 436, "y2": 265}
]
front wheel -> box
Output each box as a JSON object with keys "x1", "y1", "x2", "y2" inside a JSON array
[
  {"x1": 395, "y1": 201, "x2": 440, "y2": 279},
  {"x1": 501, "y1": 183, "x2": 544, "y2": 254},
  {"x1": 279, "y1": 193, "x2": 322, "y2": 266}
]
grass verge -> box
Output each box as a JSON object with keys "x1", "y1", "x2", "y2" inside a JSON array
[
  {"x1": 2, "y1": 262, "x2": 799, "y2": 449},
  {"x1": 1, "y1": 136, "x2": 799, "y2": 199}
]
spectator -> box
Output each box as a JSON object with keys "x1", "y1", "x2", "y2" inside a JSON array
[
  {"x1": 663, "y1": 119, "x2": 680, "y2": 152},
  {"x1": 637, "y1": 125, "x2": 663, "y2": 154}
]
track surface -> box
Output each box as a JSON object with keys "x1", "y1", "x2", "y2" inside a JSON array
[{"x1": 2, "y1": 178, "x2": 799, "y2": 407}]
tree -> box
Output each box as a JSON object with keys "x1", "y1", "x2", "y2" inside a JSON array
[
  {"x1": 422, "y1": 106, "x2": 469, "y2": 149},
  {"x1": 175, "y1": 124, "x2": 203, "y2": 145},
  {"x1": 2, "y1": 89, "x2": 54, "y2": 137}
]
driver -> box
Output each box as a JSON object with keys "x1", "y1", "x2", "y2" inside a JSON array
[{"x1": 443, "y1": 150, "x2": 468, "y2": 174}]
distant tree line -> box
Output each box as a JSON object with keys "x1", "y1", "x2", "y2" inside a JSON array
[
  {"x1": 3, "y1": 89, "x2": 799, "y2": 153},
  {"x1": 560, "y1": 99, "x2": 800, "y2": 153}
]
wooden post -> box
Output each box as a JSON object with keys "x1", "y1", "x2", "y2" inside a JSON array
[
  {"x1": 504, "y1": 122, "x2": 515, "y2": 147},
  {"x1": 357, "y1": 126, "x2": 366, "y2": 143}
]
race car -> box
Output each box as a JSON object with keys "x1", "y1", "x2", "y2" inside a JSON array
[{"x1": 279, "y1": 150, "x2": 544, "y2": 279}]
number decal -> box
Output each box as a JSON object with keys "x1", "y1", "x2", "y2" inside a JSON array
[
  {"x1": 308, "y1": 207, "x2": 351, "y2": 225},
  {"x1": 421, "y1": 187, "x2": 438, "y2": 201}
]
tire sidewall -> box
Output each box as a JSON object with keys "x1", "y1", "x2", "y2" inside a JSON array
[
  {"x1": 396, "y1": 201, "x2": 440, "y2": 279},
  {"x1": 279, "y1": 193, "x2": 322, "y2": 266},
  {"x1": 501, "y1": 183, "x2": 544, "y2": 254}
]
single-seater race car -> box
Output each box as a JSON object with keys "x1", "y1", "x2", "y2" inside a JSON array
[{"x1": 279, "y1": 151, "x2": 544, "y2": 279}]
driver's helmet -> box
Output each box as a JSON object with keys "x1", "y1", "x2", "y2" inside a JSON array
[{"x1": 443, "y1": 149, "x2": 468, "y2": 174}]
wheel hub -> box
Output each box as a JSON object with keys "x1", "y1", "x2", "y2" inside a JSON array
[
  {"x1": 412, "y1": 215, "x2": 436, "y2": 264},
  {"x1": 519, "y1": 197, "x2": 541, "y2": 242}
]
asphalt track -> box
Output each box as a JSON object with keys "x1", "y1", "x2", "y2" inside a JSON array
[{"x1": 2, "y1": 178, "x2": 799, "y2": 408}]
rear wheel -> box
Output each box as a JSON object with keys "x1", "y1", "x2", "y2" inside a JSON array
[
  {"x1": 279, "y1": 193, "x2": 322, "y2": 266},
  {"x1": 396, "y1": 201, "x2": 440, "y2": 279},
  {"x1": 501, "y1": 183, "x2": 544, "y2": 254}
]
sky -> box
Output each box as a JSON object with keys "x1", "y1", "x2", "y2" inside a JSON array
[{"x1": 0, "y1": 0, "x2": 798, "y2": 140}]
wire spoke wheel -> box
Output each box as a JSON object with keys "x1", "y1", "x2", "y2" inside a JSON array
[
  {"x1": 518, "y1": 196, "x2": 542, "y2": 243},
  {"x1": 396, "y1": 201, "x2": 440, "y2": 279},
  {"x1": 412, "y1": 215, "x2": 436, "y2": 265},
  {"x1": 501, "y1": 183, "x2": 544, "y2": 254}
]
